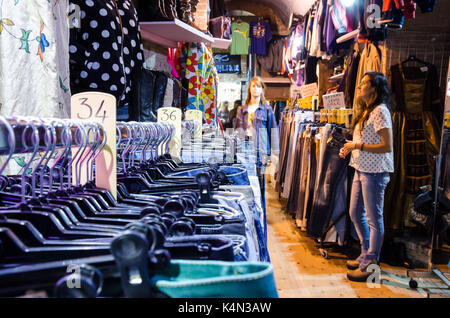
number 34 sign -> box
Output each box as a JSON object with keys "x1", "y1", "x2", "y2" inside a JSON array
[{"x1": 71, "y1": 92, "x2": 117, "y2": 199}]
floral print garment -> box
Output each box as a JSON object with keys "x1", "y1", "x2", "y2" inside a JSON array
[
  {"x1": 0, "y1": 0, "x2": 71, "y2": 118},
  {"x1": 0, "y1": 0, "x2": 72, "y2": 175},
  {"x1": 183, "y1": 42, "x2": 218, "y2": 124}
]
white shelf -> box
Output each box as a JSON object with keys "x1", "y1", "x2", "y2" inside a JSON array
[
  {"x1": 329, "y1": 73, "x2": 345, "y2": 82},
  {"x1": 212, "y1": 38, "x2": 232, "y2": 49},
  {"x1": 336, "y1": 29, "x2": 360, "y2": 44},
  {"x1": 140, "y1": 19, "x2": 214, "y2": 48},
  {"x1": 262, "y1": 77, "x2": 292, "y2": 84}
]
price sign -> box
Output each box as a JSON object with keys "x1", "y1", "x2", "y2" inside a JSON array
[
  {"x1": 299, "y1": 82, "x2": 318, "y2": 98},
  {"x1": 322, "y1": 92, "x2": 346, "y2": 109},
  {"x1": 71, "y1": 92, "x2": 117, "y2": 199},
  {"x1": 290, "y1": 84, "x2": 303, "y2": 100},
  {"x1": 158, "y1": 107, "x2": 182, "y2": 159},
  {"x1": 185, "y1": 109, "x2": 203, "y2": 140}
]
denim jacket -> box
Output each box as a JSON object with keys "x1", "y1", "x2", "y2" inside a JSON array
[{"x1": 235, "y1": 103, "x2": 280, "y2": 163}]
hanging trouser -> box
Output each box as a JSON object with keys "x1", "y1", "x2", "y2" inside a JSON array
[
  {"x1": 130, "y1": 68, "x2": 157, "y2": 122},
  {"x1": 285, "y1": 130, "x2": 304, "y2": 216},
  {"x1": 296, "y1": 131, "x2": 311, "y2": 226},
  {"x1": 307, "y1": 126, "x2": 351, "y2": 239},
  {"x1": 303, "y1": 130, "x2": 318, "y2": 224},
  {"x1": 153, "y1": 71, "x2": 168, "y2": 111}
]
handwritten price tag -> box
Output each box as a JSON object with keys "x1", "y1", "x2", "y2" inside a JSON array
[
  {"x1": 185, "y1": 109, "x2": 203, "y2": 140},
  {"x1": 322, "y1": 92, "x2": 345, "y2": 109},
  {"x1": 71, "y1": 92, "x2": 117, "y2": 199},
  {"x1": 299, "y1": 82, "x2": 318, "y2": 98},
  {"x1": 158, "y1": 107, "x2": 182, "y2": 159},
  {"x1": 290, "y1": 85, "x2": 303, "y2": 100}
]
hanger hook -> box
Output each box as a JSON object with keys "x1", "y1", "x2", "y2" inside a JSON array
[
  {"x1": 67, "y1": 121, "x2": 87, "y2": 189},
  {"x1": 29, "y1": 118, "x2": 53, "y2": 199},
  {"x1": 16, "y1": 117, "x2": 41, "y2": 203},
  {"x1": 0, "y1": 116, "x2": 16, "y2": 176},
  {"x1": 89, "y1": 122, "x2": 107, "y2": 181}
]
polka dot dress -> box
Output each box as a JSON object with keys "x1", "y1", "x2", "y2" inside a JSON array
[
  {"x1": 69, "y1": 0, "x2": 144, "y2": 111},
  {"x1": 350, "y1": 104, "x2": 394, "y2": 173}
]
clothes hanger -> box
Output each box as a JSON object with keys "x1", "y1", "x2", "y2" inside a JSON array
[
  {"x1": 401, "y1": 54, "x2": 430, "y2": 66},
  {"x1": 0, "y1": 226, "x2": 114, "y2": 263},
  {"x1": 0, "y1": 118, "x2": 121, "y2": 238},
  {"x1": 0, "y1": 118, "x2": 242, "y2": 283}
]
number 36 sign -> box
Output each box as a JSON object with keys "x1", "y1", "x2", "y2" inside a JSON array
[{"x1": 157, "y1": 107, "x2": 182, "y2": 159}]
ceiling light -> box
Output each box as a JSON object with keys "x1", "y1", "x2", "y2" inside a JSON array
[{"x1": 341, "y1": 0, "x2": 355, "y2": 7}]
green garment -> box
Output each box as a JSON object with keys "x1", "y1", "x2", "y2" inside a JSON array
[{"x1": 230, "y1": 22, "x2": 250, "y2": 55}]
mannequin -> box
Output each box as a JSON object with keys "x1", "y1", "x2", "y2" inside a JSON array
[{"x1": 234, "y1": 76, "x2": 279, "y2": 246}]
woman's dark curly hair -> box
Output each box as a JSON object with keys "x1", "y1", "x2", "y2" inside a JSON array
[{"x1": 352, "y1": 71, "x2": 391, "y2": 133}]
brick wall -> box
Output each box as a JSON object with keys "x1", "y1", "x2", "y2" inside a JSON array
[{"x1": 194, "y1": 0, "x2": 209, "y2": 32}]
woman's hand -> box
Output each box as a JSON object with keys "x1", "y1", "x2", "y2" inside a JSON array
[{"x1": 339, "y1": 140, "x2": 358, "y2": 158}]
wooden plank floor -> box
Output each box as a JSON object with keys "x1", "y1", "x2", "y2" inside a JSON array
[{"x1": 264, "y1": 178, "x2": 446, "y2": 298}]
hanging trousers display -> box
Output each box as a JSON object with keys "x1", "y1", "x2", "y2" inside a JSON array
[
  {"x1": 307, "y1": 126, "x2": 352, "y2": 239},
  {"x1": 276, "y1": 109, "x2": 353, "y2": 244}
]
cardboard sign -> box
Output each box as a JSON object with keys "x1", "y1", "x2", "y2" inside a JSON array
[
  {"x1": 185, "y1": 109, "x2": 203, "y2": 140},
  {"x1": 299, "y1": 83, "x2": 318, "y2": 98},
  {"x1": 290, "y1": 84, "x2": 303, "y2": 100},
  {"x1": 158, "y1": 107, "x2": 182, "y2": 159},
  {"x1": 322, "y1": 92, "x2": 345, "y2": 109},
  {"x1": 71, "y1": 92, "x2": 117, "y2": 199}
]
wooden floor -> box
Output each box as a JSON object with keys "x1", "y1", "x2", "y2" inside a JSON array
[{"x1": 265, "y1": 179, "x2": 448, "y2": 298}]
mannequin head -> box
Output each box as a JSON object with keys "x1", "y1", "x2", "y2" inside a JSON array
[{"x1": 245, "y1": 76, "x2": 266, "y2": 106}]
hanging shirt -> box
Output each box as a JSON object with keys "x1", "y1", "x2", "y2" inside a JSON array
[
  {"x1": 257, "y1": 36, "x2": 285, "y2": 73},
  {"x1": 183, "y1": 43, "x2": 217, "y2": 124},
  {"x1": 331, "y1": 0, "x2": 348, "y2": 34},
  {"x1": 402, "y1": 0, "x2": 417, "y2": 20},
  {"x1": 249, "y1": 20, "x2": 272, "y2": 56},
  {"x1": 230, "y1": 22, "x2": 250, "y2": 55},
  {"x1": 0, "y1": 0, "x2": 71, "y2": 118},
  {"x1": 353, "y1": 43, "x2": 381, "y2": 112},
  {"x1": 69, "y1": 0, "x2": 144, "y2": 118}
]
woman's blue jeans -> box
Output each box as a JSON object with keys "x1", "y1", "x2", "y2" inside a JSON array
[{"x1": 349, "y1": 170, "x2": 390, "y2": 270}]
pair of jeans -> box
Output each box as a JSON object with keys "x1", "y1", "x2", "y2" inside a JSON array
[
  {"x1": 304, "y1": 130, "x2": 318, "y2": 223},
  {"x1": 349, "y1": 170, "x2": 390, "y2": 270},
  {"x1": 296, "y1": 129, "x2": 312, "y2": 225},
  {"x1": 130, "y1": 68, "x2": 157, "y2": 122},
  {"x1": 252, "y1": 201, "x2": 270, "y2": 262},
  {"x1": 307, "y1": 126, "x2": 350, "y2": 239},
  {"x1": 153, "y1": 71, "x2": 168, "y2": 110},
  {"x1": 285, "y1": 126, "x2": 305, "y2": 216},
  {"x1": 442, "y1": 128, "x2": 449, "y2": 191},
  {"x1": 275, "y1": 114, "x2": 294, "y2": 192},
  {"x1": 256, "y1": 166, "x2": 267, "y2": 252},
  {"x1": 214, "y1": 195, "x2": 259, "y2": 261},
  {"x1": 164, "y1": 235, "x2": 235, "y2": 261},
  {"x1": 169, "y1": 165, "x2": 250, "y2": 185},
  {"x1": 329, "y1": 167, "x2": 348, "y2": 246}
]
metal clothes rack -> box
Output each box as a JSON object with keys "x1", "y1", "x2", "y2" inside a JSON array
[{"x1": 405, "y1": 59, "x2": 450, "y2": 296}]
